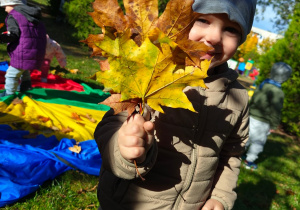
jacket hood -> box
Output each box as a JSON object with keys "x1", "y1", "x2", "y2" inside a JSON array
[
  {"x1": 204, "y1": 63, "x2": 239, "y2": 92},
  {"x1": 13, "y1": 4, "x2": 42, "y2": 24}
]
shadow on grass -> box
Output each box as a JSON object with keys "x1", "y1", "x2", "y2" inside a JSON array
[
  {"x1": 234, "y1": 179, "x2": 276, "y2": 210},
  {"x1": 235, "y1": 133, "x2": 300, "y2": 209}
]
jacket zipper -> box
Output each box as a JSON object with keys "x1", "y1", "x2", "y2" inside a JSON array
[
  {"x1": 173, "y1": 88, "x2": 207, "y2": 209},
  {"x1": 173, "y1": 145, "x2": 197, "y2": 209}
]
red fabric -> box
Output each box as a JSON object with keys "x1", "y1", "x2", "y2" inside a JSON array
[
  {"x1": 0, "y1": 71, "x2": 5, "y2": 84},
  {"x1": 0, "y1": 69, "x2": 84, "y2": 92}
]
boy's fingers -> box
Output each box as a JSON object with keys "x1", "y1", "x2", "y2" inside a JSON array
[
  {"x1": 120, "y1": 145, "x2": 145, "y2": 161},
  {"x1": 121, "y1": 136, "x2": 145, "y2": 147},
  {"x1": 144, "y1": 121, "x2": 155, "y2": 146}
]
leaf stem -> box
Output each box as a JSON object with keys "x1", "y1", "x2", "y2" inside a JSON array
[{"x1": 134, "y1": 160, "x2": 145, "y2": 181}]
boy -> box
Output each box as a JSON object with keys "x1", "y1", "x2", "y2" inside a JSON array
[
  {"x1": 94, "y1": 0, "x2": 257, "y2": 209},
  {"x1": 244, "y1": 62, "x2": 292, "y2": 170},
  {"x1": 0, "y1": 0, "x2": 46, "y2": 96}
]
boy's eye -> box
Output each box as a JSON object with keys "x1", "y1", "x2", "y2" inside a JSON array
[
  {"x1": 197, "y1": 18, "x2": 209, "y2": 24},
  {"x1": 225, "y1": 27, "x2": 240, "y2": 35}
]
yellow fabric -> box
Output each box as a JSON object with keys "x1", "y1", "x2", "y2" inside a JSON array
[{"x1": 0, "y1": 96, "x2": 107, "y2": 141}]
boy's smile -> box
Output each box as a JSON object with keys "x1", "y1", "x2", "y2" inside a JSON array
[{"x1": 189, "y1": 13, "x2": 242, "y2": 70}]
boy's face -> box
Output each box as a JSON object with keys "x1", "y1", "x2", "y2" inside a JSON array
[{"x1": 189, "y1": 13, "x2": 241, "y2": 70}]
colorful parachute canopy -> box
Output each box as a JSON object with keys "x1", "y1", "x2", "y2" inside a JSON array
[
  {"x1": 0, "y1": 69, "x2": 85, "y2": 92},
  {"x1": 0, "y1": 76, "x2": 110, "y2": 207},
  {"x1": 0, "y1": 125, "x2": 102, "y2": 207}
]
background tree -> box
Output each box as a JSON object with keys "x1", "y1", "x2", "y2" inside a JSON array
[
  {"x1": 256, "y1": 3, "x2": 300, "y2": 137},
  {"x1": 256, "y1": 0, "x2": 299, "y2": 32},
  {"x1": 233, "y1": 32, "x2": 260, "y2": 62},
  {"x1": 258, "y1": 37, "x2": 275, "y2": 53},
  {"x1": 50, "y1": 0, "x2": 171, "y2": 40}
]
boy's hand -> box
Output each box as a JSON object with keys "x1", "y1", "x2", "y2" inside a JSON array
[
  {"x1": 118, "y1": 113, "x2": 155, "y2": 163},
  {"x1": 201, "y1": 198, "x2": 224, "y2": 210}
]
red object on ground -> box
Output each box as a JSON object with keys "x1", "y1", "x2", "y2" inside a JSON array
[
  {"x1": 0, "y1": 69, "x2": 84, "y2": 92},
  {"x1": 249, "y1": 69, "x2": 259, "y2": 80}
]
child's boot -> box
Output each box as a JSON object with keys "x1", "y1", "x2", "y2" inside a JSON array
[{"x1": 19, "y1": 80, "x2": 33, "y2": 92}]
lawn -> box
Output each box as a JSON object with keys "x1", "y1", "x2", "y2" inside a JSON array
[{"x1": 1, "y1": 0, "x2": 299, "y2": 209}]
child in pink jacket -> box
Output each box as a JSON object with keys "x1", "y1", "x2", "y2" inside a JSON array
[{"x1": 40, "y1": 34, "x2": 66, "y2": 82}]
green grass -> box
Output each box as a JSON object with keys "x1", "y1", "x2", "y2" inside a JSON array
[
  {"x1": 1, "y1": 1, "x2": 300, "y2": 209},
  {"x1": 234, "y1": 133, "x2": 300, "y2": 210},
  {"x1": 3, "y1": 171, "x2": 99, "y2": 210},
  {"x1": 3, "y1": 134, "x2": 299, "y2": 209}
]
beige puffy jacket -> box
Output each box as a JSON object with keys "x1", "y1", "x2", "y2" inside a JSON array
[{"x1": 94, "y1": 63, "x2": 249, "y2": 210}]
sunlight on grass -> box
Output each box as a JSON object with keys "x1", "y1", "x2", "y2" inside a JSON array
[
  {"x1": 234, "y1": 133, "x2": 300, "y2": 210},
  {"x1": 4, "y1": 170, "x2": 99, "y2": 209}
]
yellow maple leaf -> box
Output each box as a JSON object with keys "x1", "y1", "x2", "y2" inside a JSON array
[{"x1": 83, "y1": 0, "x2": 212, "y2": 114}]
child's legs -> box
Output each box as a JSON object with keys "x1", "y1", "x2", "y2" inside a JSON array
[
  {"x1": 246, "y1": 116, "x2": 270, "y2": 162},
  {"x1": 41, "y1": 59, "x2": 51, "y2": 79},
  {"x1": 20, "y1": 69, "x2": 31, "y2": 82},
  {"x1": 5, "y1": 66, "x2": 24, "y2": 95}
]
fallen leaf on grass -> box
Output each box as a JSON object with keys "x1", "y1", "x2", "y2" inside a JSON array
[
  {"x1": 77, "y1": 185, "x2": 97, "y2": 194},
  {"x1": 86, "y1": 185, "x2": 97, "y2": 192},
  {"x1": 50, "y1": 69, "x2": 56, "y2": 75},
  {"x1": 285, "y1": 189, "x2": 296, "y2": 195},
  {"x1": 69, "y1": 69, "x2": 79, "y2": 74},
  {"x1": 58, "y1": 72, "x2": 65, "y2": 77}
]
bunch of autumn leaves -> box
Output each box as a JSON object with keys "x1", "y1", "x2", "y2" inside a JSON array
[{"x1": 83, "y1": 0, "x2": 212, "y2": 115}]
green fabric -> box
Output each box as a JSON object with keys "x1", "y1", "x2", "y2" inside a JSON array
[
  {"x1": 249, "y1": 83, "x2": 284, "y2": 128},
  {"x1": 19, "y1": 83, "x2": 111, "y2": 111}
]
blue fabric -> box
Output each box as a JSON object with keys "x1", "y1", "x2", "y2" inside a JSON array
[
  {"x1": 0, "y1": 61, "x2": 9, "y2": 71},
  {"x1": 0, "y1": 125, "x2": 102, "y2": 207},
  {"x1": 259, "y1": 78, "x2": 282, "y2": 90}
]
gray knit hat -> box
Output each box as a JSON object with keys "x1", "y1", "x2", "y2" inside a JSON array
[
  {"x1": 270, "y1": 62, "x2": 292, "y2": 83},
  {"x1": 192, "y1": 0, "x2": 257, "y2": 44},
  {"x1": 0, "y1": 0, "x2": 24, "y2": 6}
]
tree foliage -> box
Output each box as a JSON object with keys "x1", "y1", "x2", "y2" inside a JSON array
[
  {"x1": 256, "y1": 0, "x2": 300, "y2": 31},
  {"x1": 49, "y1": 0, "x2": 171, "y2": 40},
  {"x1": 63, "y1": 0, "x2": 101, "y2": 40},
  {"x1": 257, "y1": 3, "x2": 300, "y2": 137},
  {"x1": 258, "y1": 37, "x2": 275, "y2": 53},
  {"x1": 233, "y1": 32, "x2": 260, "y2": 62}
]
